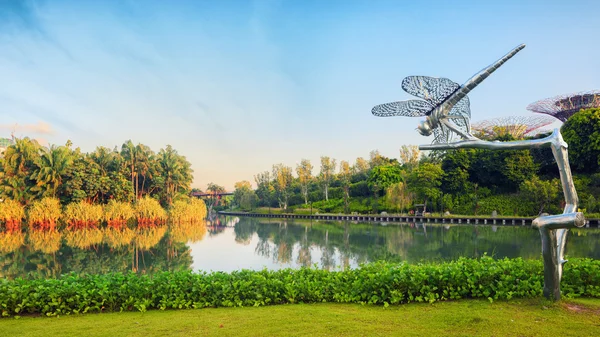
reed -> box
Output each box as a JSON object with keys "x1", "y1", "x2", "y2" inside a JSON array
[
  {"x1": 134, "y1": 196, "x2": 167, "y2": 228},
  {"x1": 169, "y1": 199, "x2": 207, "y2": 223},
  {"x1": 63, "y1": 201, "x2": 103, "y2": 230},
  {"x1": 27, "y1": 198, "x2": 62, "y2": 231},
  {"x1": 0, "y1": 200, "x2": 25, "y2": 231},
  {"x1": 104, "y1": 200, "x2": 134, "y2": 229}
]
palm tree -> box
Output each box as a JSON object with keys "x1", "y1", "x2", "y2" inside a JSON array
[
  {"x1": 157, "y1": 146, "x2": 193, "y2": 206},
  {"x1": 135, "y1": 144, "x2": 154, "y2": 198},
  {"x1": 121, "y1": 140, "x2": 138, "y2": 202},
  {"x1": 0, "y1": 138, "x2": 41, "y2": 204},
  {"x1": 31, "y1": 145, "x2": 73, "y2": 198}
]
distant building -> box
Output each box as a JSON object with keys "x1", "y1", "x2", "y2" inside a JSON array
[{"x1": 0, "y1": 137, "x2": 14, "y2": 157}]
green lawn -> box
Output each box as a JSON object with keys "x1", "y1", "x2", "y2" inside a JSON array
[{"x1": 1, "y1": 298, "x2": 599, "y2": 337}]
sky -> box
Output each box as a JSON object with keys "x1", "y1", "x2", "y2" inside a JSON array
[{"x1": 0, "y1": 0, "x2": 598, "y2": 190}]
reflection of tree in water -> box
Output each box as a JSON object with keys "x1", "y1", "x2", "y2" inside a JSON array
[
  {"x1": 320, "y1": 230, "x2": 337, "y2": 270},
  {"x1": 0, "y1": 224, "x2": 195, "y2": 280},
  {"x1": 273, "y1": 221, "x2": 294, "y2": 264},
  {"x1": 235, "y1": 217, "x2": 600, "y2": 268},
  {"x1": 297, "y1": 225, "x2": 312, "y2": 267},
  {"x1": 233, "y1": 217, "x2": 256, "y2": 245},
  {"x1": 0, "y1": 231, "x2": 25, "y2": 254},
  {"x1": 64, "y1": 228, "x2": 104, "y2": 249}
]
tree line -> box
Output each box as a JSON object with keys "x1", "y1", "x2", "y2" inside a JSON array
[
  {"x1": 231, "y1": 108, "x2": 600, "y2": 217},
  {"x1": 0, "y1": 138, "x2": 193, "y2": 207}
]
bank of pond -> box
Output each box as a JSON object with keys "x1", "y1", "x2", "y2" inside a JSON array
[{"x1": 0, "y1": 257, "x2": 599, "y2": 317}]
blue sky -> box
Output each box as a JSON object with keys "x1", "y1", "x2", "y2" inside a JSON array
[{"x1": 1, "y1": 0, "x2": 598, "y2": 190}]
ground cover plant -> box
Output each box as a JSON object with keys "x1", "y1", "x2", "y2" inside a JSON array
[{"x1": 1, "y1": 257, "x2": 598, "y2": 317}]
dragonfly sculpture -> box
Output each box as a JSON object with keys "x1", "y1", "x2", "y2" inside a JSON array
[{"x1": 372, "y1": 44, "x2": 526, "y2": 144}]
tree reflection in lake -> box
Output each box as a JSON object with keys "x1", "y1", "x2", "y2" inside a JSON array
[{"x1": 1, "y1": 216, "x2": 599, "y2": 279}]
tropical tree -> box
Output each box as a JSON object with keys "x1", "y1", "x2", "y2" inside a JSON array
[
  {"x1": 407, "y1": 162, "x2": 444, "y2": 213},
  {"x1": 561, "y1": 108, "x2": 600, "y2": 173},
  {"x1": 121, "y1": 140, "x2": 138, "y2": 202},
  {"x1": 296, "y1": 159, "x2": 313, "y2": 204},
  {"x1": 254, "y1": 171, "x2": 273, "y2": 207},
  {"x1": 339, "y1": 160, "x2": 352, "y2": 213},
  {"x1": 319, "y1": 156, "x2": 336, "y2": 200},
  {"x1": 0, "y1": 137, "x2": 41, "y2": 205},
  {"x1": 386, "y1": 181, "x2": 413, "y2": 214},
  {"x1": 233, "y1": 180, "x2": 252, "y2": 208},
  {"x1": 272, "y1": 164, "x2": 293, "y2": 210},
  {"x1": 157, "y1": 145, "x2": 193, "y2": 206},
  {"x1": 520, "y1": 176, "x2": 560, "y2": 215},
  {"x1": 367, "y1": 164, "x2": 403, "y2": 198},
  {"x1": 399, "y1": 145, "x2": 421, "y2": 171},
  {"x1": 31, "y1": 144, "x2": 74, "y2": 198},
  {"x1": 353, "y1": 157, "x2": 370, "y2": 180}
]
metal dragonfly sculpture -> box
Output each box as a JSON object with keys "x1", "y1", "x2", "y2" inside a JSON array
[{"x1": 372, "y1": 44, "x2": 526, "y2": 144}]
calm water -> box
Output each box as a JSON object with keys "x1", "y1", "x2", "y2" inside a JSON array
[{"x1": 1, "y1": 215, "x2": 599, "y2": 280}]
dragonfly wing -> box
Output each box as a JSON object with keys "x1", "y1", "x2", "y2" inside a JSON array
[
  {"x1": 402, "y1": 76, "x2": 461, "y2": 106},
  {"x1": 371, "y1": 100, "x2": 433, "y2": 117},
  {"x1": 448, "y1": 96, "x2": 472, "y2": 134},
  {"x1": 433, "y1": 124, "x2": 451, "y2": 144}
]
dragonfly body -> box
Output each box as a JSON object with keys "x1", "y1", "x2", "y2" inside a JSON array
[{"x1": 373, "y1": 44, "x2": 526, "y2": 144}]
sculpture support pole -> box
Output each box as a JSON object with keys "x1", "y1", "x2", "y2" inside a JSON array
[{"x1": 420, "y1": 129, "x2": 585, "y2": 301}]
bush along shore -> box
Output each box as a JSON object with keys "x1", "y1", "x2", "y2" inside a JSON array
[
  {"x1": 0, "y1": 196, "x2": 207, "y2": 233},
  {"x1": 1, "y1": 257, "x2": 599, "y2": 317}
]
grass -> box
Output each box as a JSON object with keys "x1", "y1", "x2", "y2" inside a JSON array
[{"x1": 1, "y1": 298, "x2": 598, "y2": 336}]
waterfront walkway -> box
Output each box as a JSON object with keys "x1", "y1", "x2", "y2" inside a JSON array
[{"x1": 219, "y1": 211, "x2": 600, "y2": 228}]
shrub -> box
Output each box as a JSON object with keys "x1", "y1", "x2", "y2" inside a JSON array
[
  {"x1": 0, "y1": 257, "x2": 598, "y2": 317},
  {"x1": 312, "y1": 199, "x2": 344, "y2": 213},
  {"x1": 169, "y1": 199, "x2": 208, "y2": 223},
  {"x1": 63, "y1": 201, "x2": 103, "y2": 230},
  {"x1": 134, "y1": 197, "x2": 167, "y2": 227},
  {"x1": 104, "y1": 200, "x2": 134, "y2": 228},
  {"x1": 0, "y1": 200, "x2": 25, "y2": 231},
  {"x1": 27, "y1": 198, "x2": 62, "y2": 231}
]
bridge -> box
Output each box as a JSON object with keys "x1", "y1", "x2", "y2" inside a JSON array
[{"x1": 191, "y1": 191, "x2": 233, "y2": 198}]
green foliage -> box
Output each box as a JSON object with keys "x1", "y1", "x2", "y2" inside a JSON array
[
  {"x1": 349, "y1": 181, "x2": 370, "y2": 198},
  {"x1": 520, "y1": 176, "x2": 561, "y2": 215},
  {"x1": 562, "y1": 108, "x2": 600, "y2": 173},
  {"x1": 367, "y1": 164, "x2": 403, "y2": 197},
  {"x1": 453, "y1": 194, "x2": 537, "y2": 217},
  {"x1": 0, "y1": 257, "x2": 598, "y2": 317},
  {"x1": 408, "y1": 163, "x2": 443, "y2": 211},
  {"x1": 312, "y1": 199, "x2": 344, "y2": 213}
]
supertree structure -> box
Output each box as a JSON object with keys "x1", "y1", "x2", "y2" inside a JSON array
[
  {"x1": 527, "y1": 90, "x2": 600, "y2": 122},
  {"x1": 471, "y1": 115, "x2": 556, "y2": 139}
]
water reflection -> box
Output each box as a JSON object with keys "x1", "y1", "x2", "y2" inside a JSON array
[{"x1": 1, "y1": 216, "x2": 599, "y2": 279}]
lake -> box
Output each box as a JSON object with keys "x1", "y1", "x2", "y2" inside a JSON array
[{"x1": 1, "y1": 215, "x2": 599, "y2": 280}]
